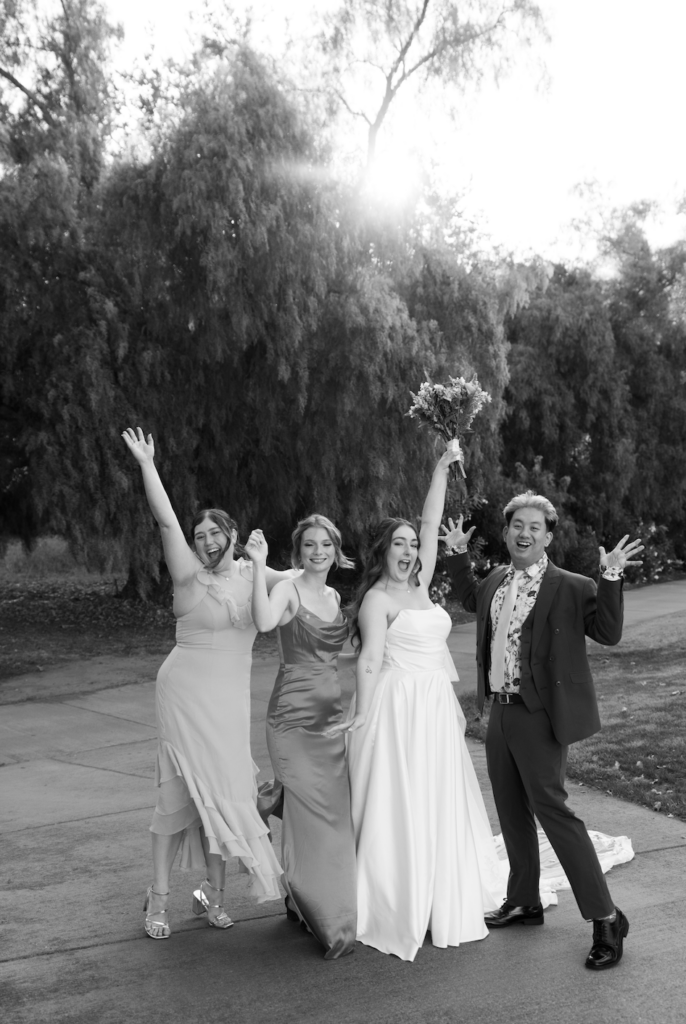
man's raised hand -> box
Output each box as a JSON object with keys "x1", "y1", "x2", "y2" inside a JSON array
[
  {"x1": 599, "y1": 535, "x2": 644, "y2": 570},
  {"x1": 439, "y1": 515, "x2": 476, "y2": 551}
]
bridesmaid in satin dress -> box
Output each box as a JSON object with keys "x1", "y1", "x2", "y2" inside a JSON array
[{"x1": 245, "y1": 515, "x2": 357, "y2": 959}]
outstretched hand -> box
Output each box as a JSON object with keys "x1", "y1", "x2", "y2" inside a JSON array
[
  {"x1": 121, "y1": 427, "x2": 155, "y2": 464},
  {"x1": 599, "y1": 535, "x2": 644, "y2": 570},
  {"x1": 244, "y1": 529, "x2": 268, "y2": 565},
  {"x1": 439, "y1": 515, "x2": 476, "y2": 551}
]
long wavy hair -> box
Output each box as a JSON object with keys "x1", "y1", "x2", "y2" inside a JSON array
[
  {"x1": 290, "y1": 513, "x2": 355, "y2": 570},
  {"x1": 190, "y1": 508, "x2": 244, "y2": 569},
  {"x1": 348, "y1": 517, "x2": 422, "y2": 649}
]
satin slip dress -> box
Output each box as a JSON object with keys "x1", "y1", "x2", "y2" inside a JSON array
[{"x1": 259, "y1": 586, "x2": 357, "y2": 959}]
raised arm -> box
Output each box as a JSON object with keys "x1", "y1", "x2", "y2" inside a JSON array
[
  {"x1": 244, "y1": 530, "x2": 297, "y2": 631},
  {"x1": 264, "y1": 566, "x2": 302, "y2": 589},
  {"x1": 585, "y1": 534, "x2": 644, "y2": 646},
  {"x1": 417, "y1": 444, "x2": 462, "y2": 588},
  {"x1": 326, "y1": 591, "x2": 388, "y2": 737},
  {"x1": 121, "y1": 427, "x2": 198, "y2": 587}
]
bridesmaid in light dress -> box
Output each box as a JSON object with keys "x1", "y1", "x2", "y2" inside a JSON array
[
  {"x1": 246, "y1": 515, "x2": 357, "y2": 959},
  {"x1": 122, "y1": 427, "x2": 294, "y2": 940}
]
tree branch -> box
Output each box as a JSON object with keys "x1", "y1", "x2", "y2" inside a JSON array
[
  {"x1": 365, "y1": 5, "x2": 518, "y2": 164},
  {"x1": 399, "y1": 11, "x2": 512, "y2": 90},
  {"x1": 336, "y1": 89, "x2": 372, "y2": 126},
  {"x1": 0, "y1": 66, "x2": 56, "y2": 127},
  {"x1": 386, "y1": 0, "x2": 432, "y2": 87}
]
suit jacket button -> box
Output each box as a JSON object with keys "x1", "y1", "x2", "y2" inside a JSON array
[
  {"x1": 554, "y1": 628, "x2": 560, "y2": 634},
  {"x1": 556, "y1": 680, "x2": 562, "y2": 686}
]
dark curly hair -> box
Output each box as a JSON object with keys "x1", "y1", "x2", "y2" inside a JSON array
[
  {"x1": 190, "y1": 508, "x2": 244, "y2": 569},
  {"x1": 348, "y1": 518, "x2": 421, "y2": 649}
]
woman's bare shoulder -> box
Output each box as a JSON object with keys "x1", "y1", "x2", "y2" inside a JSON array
[{"x1": 361, "y1": 587, "x2": 393, "y2": 611}]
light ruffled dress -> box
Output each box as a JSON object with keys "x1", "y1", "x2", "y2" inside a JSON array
[{"x1": 150, "y1": 559, "x2": 282, "y2": 902}]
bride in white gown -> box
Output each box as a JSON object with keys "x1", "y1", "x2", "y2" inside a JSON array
[
  {"x1": 328, "y1": 445, "x2": 505, "y2": 960},
  {"x1": 328, "y1": 445, "x2": 633, "y2": 962}
]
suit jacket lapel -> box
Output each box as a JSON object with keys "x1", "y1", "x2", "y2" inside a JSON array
[
  {"x1": 481, "y1": 565, "x2": 509, "y2": 614},
  {"x1": 479, "y1": 566, "x2": 510, "y2": 660},
  {"x1": 532, "y1": 560, "x2": 562, "y2": 653}
]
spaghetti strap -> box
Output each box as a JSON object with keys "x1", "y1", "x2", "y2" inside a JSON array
[{"x1": 292, "y1": 582, "x2": 302, "y2": 609}]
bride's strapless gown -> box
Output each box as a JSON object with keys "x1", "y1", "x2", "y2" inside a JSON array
[
  {"x1": 348, "y1": 606, "x2": 505, "y2": 961},
  {"x1": 347, "y1": 606, "x2": 633, "y2": 962}
]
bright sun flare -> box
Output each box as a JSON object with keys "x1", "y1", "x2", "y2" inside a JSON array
[{"x1": 362, "y1": 151, "x2": 424, "y2": 210}]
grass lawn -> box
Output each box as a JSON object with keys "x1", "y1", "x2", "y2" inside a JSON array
[
  {"x1": 0, "y1": 574, "x2": 278, "y2": 684},
  {"x1": 461, "y1": 608, "x2": 686, "y2": 822}
]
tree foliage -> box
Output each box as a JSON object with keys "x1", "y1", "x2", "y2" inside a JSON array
[{"x1": 2, "y1": 2, "x2": 685, "y2": 599}]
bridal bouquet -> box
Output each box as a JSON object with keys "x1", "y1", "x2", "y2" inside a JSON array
[{"x1": 408, "y1": 375, "x2": 491, "y2": 482}]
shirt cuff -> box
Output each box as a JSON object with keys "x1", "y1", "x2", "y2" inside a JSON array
[
  {"x1": 445, "y1": 544, "x2": 468, "y2": 555},
  {"x1": 600, "y1": 564, "x2": 623, "y2": 581}
]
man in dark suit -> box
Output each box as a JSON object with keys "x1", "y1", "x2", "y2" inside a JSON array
[{"x1": 443, "y1": 491, "x2": 643, "y2": 970}]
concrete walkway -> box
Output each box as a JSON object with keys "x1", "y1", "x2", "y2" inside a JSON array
[{"x1": 1, "y1": 582, "x2": 685, "y2": 1023}]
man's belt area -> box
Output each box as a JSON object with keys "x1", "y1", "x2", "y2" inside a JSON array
[{"x1": 491, "y1": 692, "x2": 525, "y2": 704}]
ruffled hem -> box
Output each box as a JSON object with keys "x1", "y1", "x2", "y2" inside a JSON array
[{"x1": 155, "y1": 741, "x2": 283, "y2": 902}]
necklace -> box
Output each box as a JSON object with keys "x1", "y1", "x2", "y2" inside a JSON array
[
  {"x1": 385, "y1": 582, "x2": 411, "y2": 593},
  {"x1": 209, "y1": 563, "x2": 236, "y2": 582}
]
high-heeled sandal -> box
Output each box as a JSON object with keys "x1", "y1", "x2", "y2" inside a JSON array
[
  {"x1": 144, "y1": 885, "x2": 171, "y2": 939},
  {"x1": 191, "y1": 879, "x2": 234, "y2": 929},
  {"x1": 285, "y1": 894, "x2": 309, "y2": 931},
  {"x1": 284, "y1": 895, "x2": 300, "y2": 922}
]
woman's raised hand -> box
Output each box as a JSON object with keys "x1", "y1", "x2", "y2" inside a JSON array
[
  {"x1": 439, "y1": 514, "x2": 476, "y2": 550},
  {"x1": 244, "y1": 529, "x2": 268, "y2": 565},
  {"x1": 121, "y1": 427, "x2": 155, "y2": 464},
  {"x1": 436, "y1": 439, "x2": 463, "y2": 473}
]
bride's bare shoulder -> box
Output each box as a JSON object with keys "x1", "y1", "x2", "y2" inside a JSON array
[{"x1": 361, "y1": 586, "x2": 394, "y2": 612}]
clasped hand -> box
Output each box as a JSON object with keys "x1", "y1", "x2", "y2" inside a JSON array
[{"x1": 244, "y1": 529, "x2": 268, "y2": 564}]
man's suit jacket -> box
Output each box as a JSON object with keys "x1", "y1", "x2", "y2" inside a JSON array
[{"x1": 446, "y1": 553, "x2": 624, "y2": 746}]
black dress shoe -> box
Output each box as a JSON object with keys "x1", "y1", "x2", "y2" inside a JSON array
[
  {"x1": 485, "y1": 901, "x2": 544, "y2": 928},
  {"x1": 585, "y1": 908, "x2": 629, "y2": 970}
]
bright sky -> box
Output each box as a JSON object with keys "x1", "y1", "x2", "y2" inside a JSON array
[{"x1": 106, "y1": 0, "x2": 686, "y2": 262}]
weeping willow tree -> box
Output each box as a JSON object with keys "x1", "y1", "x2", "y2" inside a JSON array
[{"x1": 2, "y1": 16, "x2": 514, "y2": 596}]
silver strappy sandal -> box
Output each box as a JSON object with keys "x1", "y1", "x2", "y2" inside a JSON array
[
  {"x1": 144, "y1": 885, "x2": 171, "y2": 939},
  {"x1": 192, "y1": 879, "x2": 234, "y2": 929}
]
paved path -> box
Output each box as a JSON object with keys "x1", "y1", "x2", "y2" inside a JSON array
[{"x1": 1, "y1": 581, "x2": 685, "y2": 1023}]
